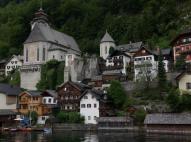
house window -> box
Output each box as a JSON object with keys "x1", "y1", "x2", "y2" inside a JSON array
[
  {"x1": 26, "y1": 48, "x2": 28, "y2": 62},
  {"x1": 53, "y1": 99, "x2": 56, "y2": 103},
  {"x1": 37, "y1": 48, "x2": 39, "y2": 61},
  {"x1": 48, "y1": 98, "x2": 51, "y2": 103},
  {"x1": 53, "y1": 55, "x2": 55, "y2": 59},
  {"x1": 43, "y1": 99, "x2": 46, "y2": 104},
  {"x1": 88, "y1": 116, "x2": 91, "y2": 120},
  {"x1": 81, "y1": 104, "x2": 86, "y2": 108},
  {"x1": 64, "y1": 88, "x2": 67, "y2": 91},
  {"x1": 87, "y1": 104, "x2": 91, "y2": 108},
  {"x1": 94, "y1": 104, "x2": 97, "y2": 108},
  {"x1": 42, "y1": 117, "x2": 45, "y2": 120},
  {"x1": 186, "y1": 83, "x2": 191, "y2": 89},
  {"x1": 43, "y1": 48, "x2": 46, "y2": 61}
]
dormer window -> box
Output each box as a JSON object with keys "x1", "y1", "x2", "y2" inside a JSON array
[{"x1": 142, "y1": 50, "x2": 146, "y2": 53}]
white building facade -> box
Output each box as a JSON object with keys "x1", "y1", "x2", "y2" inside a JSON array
[
  {"x1": 134, "y1": 48, "x2": 158, "y2": 81},
  {"x1": 80, "y1": 91, "x2": 100, "y2": 124},
  {"x1": 5, "y1": 55, "x2": 23, "y2": 76}
]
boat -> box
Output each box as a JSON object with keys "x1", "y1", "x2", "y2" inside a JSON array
[
  {"x1": 10, "y1": 128, "x2": 18, "y2": 132},
  {"x1": 43, "y1": 128, "x2": 52, "y2": 133}
]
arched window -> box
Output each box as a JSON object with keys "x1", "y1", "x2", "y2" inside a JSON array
[
  {"x1": 37, "y1": 48, "x2": 39, "y2": 61},
  {"x1": 42, "y1": 48, "x2": 46, "y2": 61},
  {"x1": 105, "y1": 46, "x2": 107, "y2": 54},
  {"x1": 26, "y1": 48, "x2": 28, "y2": 62}
]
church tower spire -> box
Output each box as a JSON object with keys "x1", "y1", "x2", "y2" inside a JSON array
[{"x1": 31, "y1": 5, "x2": 49, "y2": 30}]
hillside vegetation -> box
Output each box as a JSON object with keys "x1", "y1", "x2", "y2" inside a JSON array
[{"x1": 0, "y1": 0, "x2": 191, "y2": 59}]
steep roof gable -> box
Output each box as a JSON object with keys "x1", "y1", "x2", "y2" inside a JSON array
[{"x1": 101, "y1": 31, "x2": 114, "y2": 43}]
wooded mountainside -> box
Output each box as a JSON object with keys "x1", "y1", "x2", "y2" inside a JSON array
[{"x1": 0, "y1": 0, "x2": 191, "y2": 59}]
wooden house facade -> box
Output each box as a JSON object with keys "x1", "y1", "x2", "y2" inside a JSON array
[{"x1": 57, "y1": 81, "x2": 90, "y2": 112}]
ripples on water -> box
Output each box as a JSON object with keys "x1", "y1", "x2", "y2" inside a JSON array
[{"x1": 1, "y1": 131, "x2": 191, "y2": 142}]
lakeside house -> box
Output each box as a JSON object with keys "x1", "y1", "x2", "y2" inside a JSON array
[
  {"x1": 0, "y1": 83, "x2": 22, "y2": 128},
  {"x1": 80, "y1": 89, "x2": 112, "y2": 124},
  {"x1": 18, "y1": 91, "x2": 52, "y2": 124},
  {"x1": 144, "y1": 113, "x2": 191, "y2": 133},
  {"x1": 57, "y1": 81, "x2": 90, "y2": 112},
  {"x1": 0, "y1": 83, "x2": 21, "y2": 110}
]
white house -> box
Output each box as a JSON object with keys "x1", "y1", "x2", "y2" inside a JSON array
[
  {"x1": 20, "y1": 8, "x2": 81, "y2": 90},
  {"x1": 134, "y1": 47, "x2": 158, "y2": 81},
  {"x1": 80, "y1": 90, "x2": 108, "y2": 124},
  {"x1": 106, "y1": 50, "x2": 131, "y2": 75},
  {"x1": 0, "y1": 83, "x2": 21, "y2": 110},
  {"x1": 5, "y1": 55, "x2": 23, "y2": 76}
]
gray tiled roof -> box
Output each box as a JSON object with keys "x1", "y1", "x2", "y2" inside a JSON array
[
  {"x1": 0, "y1": 83, "x2": 21, "y2": 96},
  {"x1": 144, "y1": 113, "x2": 191, "y2": 125},
  {"x1": 24, "y1": 23, "x2": 80, "y2": 53},
  {"x1": 45, "y1": 90, "x2": 58, "y2": 98},
  {"x1": 27, "y1": 91, "x2": 42, "y2": 96},
  {"x1": 116, "y1": 42, "x2": 143, "y2": 53},
  {"x1": 0, "y1": 109, "x2": 16, "y2": 116},
  {"x1": 101, "y1": 31, "x2": 114, "y2": 43}
]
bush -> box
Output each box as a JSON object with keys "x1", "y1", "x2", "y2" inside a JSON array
[
  {"x1": 57, "y1": 112, "x2": 84, "y2": 123},
  {"x1": 133, "y1": 109, "x2": 146, "y2": 125}
]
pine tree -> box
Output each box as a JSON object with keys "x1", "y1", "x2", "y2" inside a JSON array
[{"x1": 158, "y1": 50, "x2": 167, "y2": 90}]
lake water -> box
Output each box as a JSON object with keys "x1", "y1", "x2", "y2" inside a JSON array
[{"x1": 1, "y1": 131, "x2": 191, "y2": 142}]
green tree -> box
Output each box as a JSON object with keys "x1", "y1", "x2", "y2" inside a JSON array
[
  {"x1": 134, "y1": 109, "x2": 147, "y2": 125},
  {"x1": 175, "y1": 55, "x2": 186, "y2": 71},
  {"x1": 108, "y1": 80, "x2": 126, "y2": 108},
  {"x1": 166, "y1": 88, "x2": 181, "y2": 112},
  {"x1": 8, "y1": 69, "x2": 20, "y2": 86},
  {"x1": 158, "y1": 50, "x2": 167, "y2": 90}
]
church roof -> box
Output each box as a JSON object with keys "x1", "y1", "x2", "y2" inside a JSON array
[
  {"x1": 24, "y1": 22, "x2": 80, "y2": 53},
  {"x1": 101, "y1": 31, "x2": 115, "y2": 43}
]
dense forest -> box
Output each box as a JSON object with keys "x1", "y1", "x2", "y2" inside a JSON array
[{"x1": 0, "y1": 0, "x2": 191, "y2": 59}]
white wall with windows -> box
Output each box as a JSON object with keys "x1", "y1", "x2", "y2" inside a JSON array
[
  {"x1": 134, "y1": 55, "x2": 157, "y2": 81},
  {"x1": 42, "y1": 97, "x2": 57, "y2": 105},
  {"x1": 80, "y1": 92, "x2": 99, "y2": 124},
  {"x1": 5, "y1": 55, "x2": 23, "y2": 76}
]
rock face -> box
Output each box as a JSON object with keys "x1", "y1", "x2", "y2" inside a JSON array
[{"x1": 64, "y1": 55, "x2": 100, "y2": 82}]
